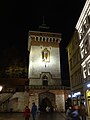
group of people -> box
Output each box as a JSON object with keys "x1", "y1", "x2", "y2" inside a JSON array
[
  {"x1": 66, "y1": 104, "x2": 87, "y2": 120},
  {"x1": 23, "y1": 102, "x2": 37, "y2": 120},
  {"x1": 23, "y1": 102, "x2": 87, "y2": 120}
]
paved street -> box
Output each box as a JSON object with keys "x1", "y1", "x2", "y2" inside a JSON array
[
  {"x1": 0, "y1": 112, "x2": 66, "y2": 120},
  {"x1": 0, "y1": 112, "x2": 90, "y2": 120}
]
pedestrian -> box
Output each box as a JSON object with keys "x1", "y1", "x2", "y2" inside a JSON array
[
  {"x1": 80, "y1": 105, "x2": 87, "y2": 120},
  {"x1": 71, "y1": 105, "x2": 81, "y2": 120},
  {"x1": 46, "y1": 106, "x2": 50, "y2": 113},
  {"x1": 31, "y1": 102, "x2": 37, "y2": 120},
  {"x1": 23, "y1": 106, "x2": 30, "y2": 120},
  {"x1": 66, "y1": 106, "x2": 72, "y2": 120}
]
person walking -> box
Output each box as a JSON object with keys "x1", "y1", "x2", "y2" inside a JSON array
[
  {"x1": 80, "y1": 105, "x2": 87, "y2": 120},
  {"x1": 71, "y1": 105, "x2": 81, "y2": 120},
  {"x1": 31, "y1": 102, "x2": 37, "y2": 120},
  {"x1": 23, "y1": 106, "x2": 30, "y2": 120},
  {"x1": 66, "y1": 106, "x2": 72, "y2": 120}
]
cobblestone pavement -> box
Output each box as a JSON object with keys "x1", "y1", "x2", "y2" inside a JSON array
[{"x1": 0, "y1": 112, "x2": 66, "y2": 120}]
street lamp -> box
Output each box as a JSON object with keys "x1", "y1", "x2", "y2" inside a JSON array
[{"x1": 0, "y1": 86, "x2": 3, "y2": 92}]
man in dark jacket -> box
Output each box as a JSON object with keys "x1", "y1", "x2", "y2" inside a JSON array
[
  {"x1": 71, "y1": 105, "x2": 80, "y2": 120},
  {"x1": 31, "y1": 102, "x2": 37, "y2": 120}
]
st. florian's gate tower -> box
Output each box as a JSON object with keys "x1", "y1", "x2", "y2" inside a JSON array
[{"x1": 27, "y1": 28, "x2": 69, "y2": 112}]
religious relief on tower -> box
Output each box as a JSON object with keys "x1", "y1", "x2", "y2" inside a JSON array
[{"x1": 42, "y1": 48, "x2": 50, "y2": 62}]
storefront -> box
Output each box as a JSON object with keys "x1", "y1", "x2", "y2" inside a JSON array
[
  {"x1": 72, "y1": 91, "x2": 85, "y2": 109},
  {"x1": 84, "y1": 82, "x2": 90, "y2": 116}
]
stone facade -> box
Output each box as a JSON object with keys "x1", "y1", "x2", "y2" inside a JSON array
[
  {"x1": 27, "y1": 30, "x2": 70, "y2": 112},
  {"x1": 28, "y1": 31, "x2": 61, "y2": 86}
]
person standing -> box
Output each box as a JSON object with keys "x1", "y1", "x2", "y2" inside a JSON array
[
  {"x1": 31, "y1": 102, "x2": 37, "y2": 120},
  {"x1": 23, "y1": 106, "x2": 30, "y2": 120}
]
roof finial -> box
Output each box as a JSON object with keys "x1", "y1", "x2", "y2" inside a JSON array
[
  {"x1": 38, "y1": 16, "x2": 50, "y2": 31},
  {"x1": 43, "y1": 16, "x2": 45, "y2": 25}
]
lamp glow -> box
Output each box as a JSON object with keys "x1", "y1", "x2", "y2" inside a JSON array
[
  {"x1": 0, "y1": 86, "x2": 3, "y2": 91},
  {"x1": 87, "y1": 84, "x2": 90, "y2": 88}
]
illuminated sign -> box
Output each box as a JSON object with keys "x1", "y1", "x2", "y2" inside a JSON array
[{"x1": 72, "y1": 92, "x2": 81, "y2": 98}]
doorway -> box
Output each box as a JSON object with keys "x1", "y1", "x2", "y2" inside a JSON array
[{"x1": 39, "y1": 92, "x2": 55, "y2": 112}]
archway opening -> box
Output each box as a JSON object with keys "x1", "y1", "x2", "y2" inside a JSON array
[
  {"x1": 39, "y1": 97, "x2": 52, "y2": 112},
  {"x1": 42, "y1": 75, "x2": 48, "y2": 86}
]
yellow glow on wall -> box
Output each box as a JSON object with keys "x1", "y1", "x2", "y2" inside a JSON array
[{"x1": 87, "y1": 91, "x2": 90, "y2": 97}]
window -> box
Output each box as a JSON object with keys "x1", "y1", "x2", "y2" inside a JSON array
[
  {"x1": 84, "y1": 40, "x2": 88, "y2": 54},
  {"x1": 40, "y1": 37, "x2": 42, "y2": 41},
  {"x1": 81, "y1": 49, "x2": 84, "y2": 59},
  {"x1": 42, "y1": 48, "x2": 50, "y2": 62},
  {"x1": 88, "y1": 61, "x2": 90, "y2": 75},
  {"x1": 82, "y1": 64, "x2": 87, "y2": 79},
  {"x1": 46, "y1": 38, "x2": 48, "y2": 41},
  {"x1": 43, "y1": 37, "x2": 45, "y2": 41},
  {"x1": 50, "y1": 38, "x2": 52, "y2": 42},
  {"x1": 42, "y1": 75, "x2": 48, "y2": 86},
  {"x1": 36, "y1": 37, "x2": 38, "y2": 41},
  {"x1": 70, "y1": 58, "x2": 73, "y2": 69}
]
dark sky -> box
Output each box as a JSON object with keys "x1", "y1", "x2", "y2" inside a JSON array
[{"x1": 0, "y1": 0, "x2": 86, "y2": 80}]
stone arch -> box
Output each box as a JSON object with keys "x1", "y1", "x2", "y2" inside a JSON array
[{"x1": 39, "y1": 92, "x2": 55, "y2": 112}]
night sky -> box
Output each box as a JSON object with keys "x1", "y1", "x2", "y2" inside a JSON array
[{"x1": 0, "y1": 0, "x2": 86, "y2": 81}]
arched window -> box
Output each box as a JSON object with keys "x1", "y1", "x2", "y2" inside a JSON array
[
  {"x1": 42, "y1": 75, "x2": 48, "y2": 86},
  {"x1": 42, "y1": 48, "x2": 50, "y2": 62}
]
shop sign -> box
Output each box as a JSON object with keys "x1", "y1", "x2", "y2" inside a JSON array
[{"x1": 72, "y1": 92, "x2": 81, "y2": 98}]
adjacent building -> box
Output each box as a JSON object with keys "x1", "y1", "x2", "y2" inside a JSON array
[
  {"x1": 75, "y1": 0, "x2": 90, "y2": 115},
  {"x1": 67, "y1": 30, "x2": 83, "y2": 108},
  {"x1": 67, "y1": 0, "x2": 90, "y2": 115}
]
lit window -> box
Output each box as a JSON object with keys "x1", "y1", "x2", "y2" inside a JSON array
[
  {"x1": 81, "y1": 49, "x2": 84, "y2": 59},
  {"x1": 88, "y1": 61, "x2": 90, "y2": 75},
  {"x1": 82, "y1": 64, "x2": 87, "y2": 78},
  {"x1": 42, "y1": 48, "x2": 50, "y2": 62}
]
